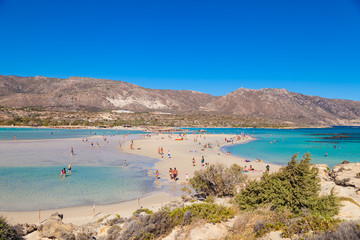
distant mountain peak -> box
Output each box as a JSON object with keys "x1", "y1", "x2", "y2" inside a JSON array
[{"x1": 1, "y1": 74, "x2": 360, "y2": 125}]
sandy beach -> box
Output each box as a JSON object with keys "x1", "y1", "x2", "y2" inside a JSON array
[
  {"x1": 0, "y1": 132, "x2": 282, "y2": 225},
  {"x1": 122, "y1": 133, "x2": 282, "y2": 185}
]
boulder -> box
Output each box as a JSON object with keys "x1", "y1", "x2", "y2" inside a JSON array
[
  {"x1": 38, "y1": 213, "x2": 76, "y2": 240},
  {"x1": 332, "y1": 162, "x2": 360, "y2": 188},
  {"x1": 13, "y1": 223, "x2": 37, "y2": 236},
  {"x1": 50, "y1": 212, "x2": 64, "y2": 222}
]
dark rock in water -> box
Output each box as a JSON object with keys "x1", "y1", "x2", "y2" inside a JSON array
[{"x1": 341, "y1": 160, "x2": 351, "y2": 164}]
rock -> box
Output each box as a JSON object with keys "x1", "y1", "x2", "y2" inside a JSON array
[
  {"x1": 38, "y1": 218, "x2": 76, "y2": 239},
  {"x1": 332, "y1": 163, "x2": 360, "y2": 188},
  {"x1": 314, "y1": 164, "x2": 332, "y2": 180},
  {"x1": 341, "y1": 161, "x2": 350, "y2": 164},
  {"x1": 13, "y1": 223, "x2": 37, "y2": 236},
  {"x1": 50, "y1": 212, "x2": 63, "y2": 222},
  {"x1": 314, "y1": 164, "x2": 336, "y2": 196}
]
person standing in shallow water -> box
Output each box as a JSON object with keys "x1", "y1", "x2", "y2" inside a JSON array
[{"x1": 68, "y1": 163, "x2": 72, "y2": 174}]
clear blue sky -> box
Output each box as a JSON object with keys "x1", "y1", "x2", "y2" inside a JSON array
[{"x1": 0, "y1": 0, "x2": 359, "y2": 100}]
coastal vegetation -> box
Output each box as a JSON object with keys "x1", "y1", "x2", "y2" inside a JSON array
[
  {"x1": 235, "y1": 153, "x2": 340, "y2": 217},
  {"x1": 0, "y1": 217, "x2": 22, "y2": 240},
  {"x1": 0, "y1": 106, "x2": 299, "y2": 128},
  {"x1": 189, "y1": 163, "x2": 246, "y2": 197},
  {"x1": 170, "y1": 203, "x2": 235, "y2": 225}
]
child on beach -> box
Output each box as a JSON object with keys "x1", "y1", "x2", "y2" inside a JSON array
[
  {"x1": 192, "y1": 157, "x2": 195, "y2": 166},
  {"x1": 186, "y1": 173, "x2": 189, "y2": 181},
  {"x1": 156, "y1": 170, "x2": 159, "y2": 180},
  {"x1": 168, "y1": 150, "x2": 171, "y2": 158},
  {"x1": 201, "y1": 156, "x2": 205, "y2": 166}
]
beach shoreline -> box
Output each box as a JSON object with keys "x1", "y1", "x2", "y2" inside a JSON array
[{"x1": 0, "y1": 131, "x2": 282, "y2": 225}]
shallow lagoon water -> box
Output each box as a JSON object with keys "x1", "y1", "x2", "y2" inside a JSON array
[
  {"x1": 0, "y1": 129, "x2": 155, "y2": 211},
  {"x1": 1, "y1": 127, "x2": 360, "y2": 211},
  {"x1": 0, "y1": 165, "x2": 153, "y2": 211},
  {"x1": 0, "y1": 127, "x2": 144, "y2": 141},
  {"x1": 183, "y1": 127, "x2": 360, "y2": 168}
]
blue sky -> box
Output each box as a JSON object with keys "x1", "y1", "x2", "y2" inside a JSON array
[{"x1": 0, "y1": 0, "x2": 359, "y2": 100}]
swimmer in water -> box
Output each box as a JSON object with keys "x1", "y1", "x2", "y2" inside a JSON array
[
  {"x1": 123, "y1": 160, "x2": 127, "y2": 167},
  {"x1": 68, "y1": 163, "x2": 72, "y2": 174}
]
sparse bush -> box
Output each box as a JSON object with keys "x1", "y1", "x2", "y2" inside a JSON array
[
  {"x1": 235, "y1": 153, "x2": 340, "y2": 217},
  {"x1": 170, "y1": 203, "x2": 234, "y2": 225},
  {"x1": 120, "y1": 210, "x2": 175, "y2": 240},
  {"x1": 190, "y1": 163, "x2": 245, "y2": 197},
  {"x1": 0, "y1": 216, "x2": 23, "y2": 240},
  {"x1": 280, "y1": 215, "x2": 340, "y2": 238},
  {"x1": 133, "y1": 208, "x2": 154, "y2": 216},
  {"x1": 308, "y1": 221, "x2": 360, "y2": 240}
]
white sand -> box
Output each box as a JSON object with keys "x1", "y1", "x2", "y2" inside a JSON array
[
  {"x1": 1, "y1": 132, "x2": 282, "y2": 225},
  {"x1": 123, "y1": 133, "x2": 282, "y2": 184}
]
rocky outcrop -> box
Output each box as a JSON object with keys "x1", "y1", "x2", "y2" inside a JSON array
[
  {"x1": 315, "y1": 162, "x2": 360, "y2": 220},
  {"x1": 1, "y1": 74, "x2": 360, "y2": 125},
  {"x1": 332, "y1": 162, "x2": 360, "y2": 189},
  {"x1": 37, "y1": 212, "x2": 76, "y2": 240}
]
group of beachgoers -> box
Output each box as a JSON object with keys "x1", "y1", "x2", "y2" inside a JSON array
[
  {"x1": 243, "y1": 164, "x2": 269, "y2": 173},
  {"x1": 191, "y1": 156, "x2": 209, "y2": 167},
  {"x1": 60, "y1": 163, "x2": 72, "y2": 178},
  {"x1": 168, "y1": 167, "x2": 180, "y2": 182},
  {"x1": 325, "y1": 145, "x2": 341, "y2": 157}
]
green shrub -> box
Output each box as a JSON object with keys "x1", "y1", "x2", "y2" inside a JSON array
[
  {"x1": 0, "y1": 216, "x2": 22, "y2": 240},
  {"x1": 235, "y1": 153, "x2": 340, "y2": 217},
  {"x1": 133, "y1": 208, "x2": 154, "y2": 215},
  {"x1": 170, "y1": 203, "x2": 234, "y2": 224},
  {"x1": 308, "y1": 221, "x2": 360, "y2": 240},
  {"x1": 281, "y1": 215, "x2": 340, "y2": 238},
  {"x1": 251, "y1": 212, "x2": 340, "y2": 238},
  {"x1": 190, "y1": 163, "x2": 245, "y2": 197}
]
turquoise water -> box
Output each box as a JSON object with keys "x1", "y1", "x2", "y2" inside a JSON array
[
  {"x1": 0, "y1": 128, "x2": 155, "y2": 211},
  {"x1": 0, "y1": 165, "x2": 153, "y2": 211},
  {"x1": 1, "y1": 127, "x2": 360, "y2": 211},
  {"x1": 0, "y1": 127, "x2": 144, "y2": 141},
  {"x1": 183, "y1": 127, "x2": 360, "y2": 168}
]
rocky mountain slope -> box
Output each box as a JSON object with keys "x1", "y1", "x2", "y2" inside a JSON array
[{"x1": 1, "y1": 74, "x2": 360, "y2": 125}]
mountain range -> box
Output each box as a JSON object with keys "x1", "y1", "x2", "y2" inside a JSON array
[{"x1": 1, "y1": 74, "x2": 360, "y2": 126}]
